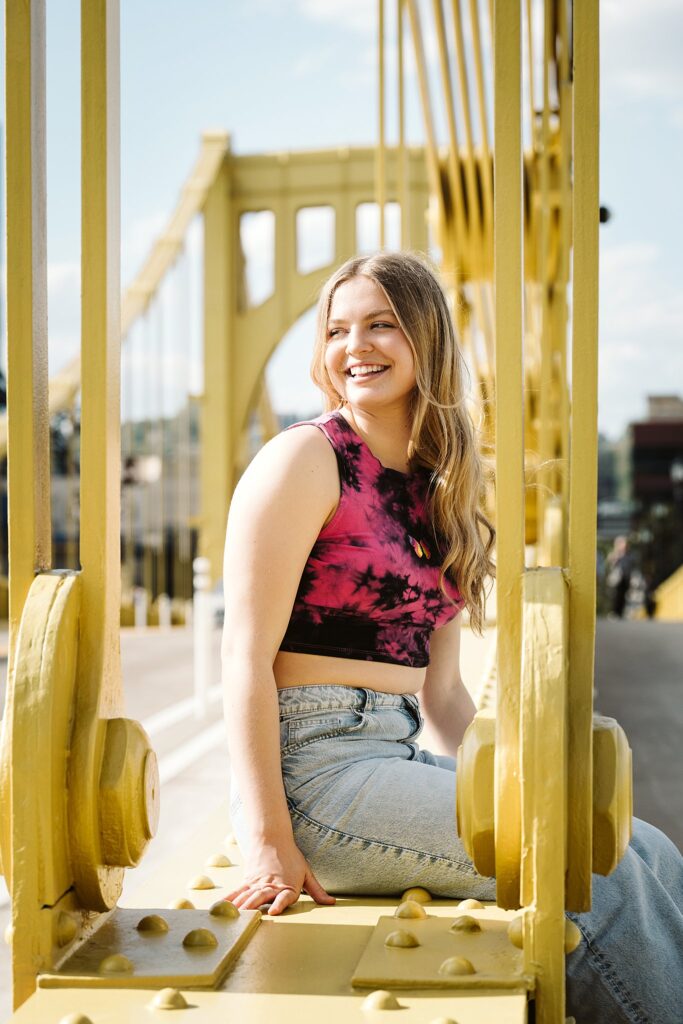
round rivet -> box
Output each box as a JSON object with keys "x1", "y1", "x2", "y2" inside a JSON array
[
  {"x1": 137, "y1": 914, "x2": 169, "y2": 934},
  {"x1": 56, "y1": 911, "x2": 78, "y2": 948},
  {"x1": 206, "y1": 853, "x2": 232, "y2": 868},
  {"x1": 224, "y1": 832, "x2": 238, "y2": 846},
  {"x1": 99, "y1": 953, "x2": 133, "y2": 974},
  {"x1": 209, "y1": 899, "x2": 239, "y2": 919},
  {"x1": 394, "y1": 899, "x2": 428, "y2": 920},
  {"x1": 507, "y1": 916, "x2": 524, "y2": 949},
  {"x1": 429, "y1": 1018, "x2": 460, "y2": 1024},
  {"x1": 401, "y1": 886, "x2": 432, "y2": 905},
  {"x1": 168, "y1": 898, "x2": 195, "y2": 910},
  {"x1": 449, "y1": 915, "x2": 481, "y2": 933},
  {"x1": 438, "y1": 956, "x2": 476, "y2": 976},
  {"x1": 148, "y1": 987, "x2": 190, "y2": 1010},
  {"x1": 182, "y1": 928, "x2": 218, "y2": 948},
  {"x1": 361, "y1": 990, "x2": 402, "y2": 1011},
  {"x1": 59, "y1": 1015, "x2": 95, "y2": 1024},
  {"x1": 565, "y1": 919, "x2": 582, "y2": 954},
  {"x1": 187, "y1": 874, "x2": 215, "y2": 890},
  {"x1": 384, "y1": 929, "x2": 420, "y2": 948},
  {"x1": 458, "y1": 898, "x2": 484, "y2": 911}
]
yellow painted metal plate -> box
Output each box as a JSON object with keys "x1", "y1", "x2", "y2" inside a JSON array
[
  {"x1": 10, "y1": 986, "x2": 528, "y2": 1023},
  {"x1": 37, "y1": 908, "x2": 260, "y2": 990},
  {"x1": 352, "y1": 912, "x2": 530, "y2": 990}
]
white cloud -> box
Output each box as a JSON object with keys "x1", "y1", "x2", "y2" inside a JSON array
[
  {"x1": 297, "y1": 0, "x2": 376, "y2": 35},
  {"x1": 598, "y1": 241, "x2": 683, "y2": 436},
  {"x1": 602, "y1": 0, "x2": 683, "y2": 104}
]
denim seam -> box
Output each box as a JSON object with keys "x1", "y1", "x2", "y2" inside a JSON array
[
  {"x1": 288, "y1": 801, "x2": 479, "y2": 877},
  {"x1": 570, "y1": 917, "x2": 650, "y2": 1024}
]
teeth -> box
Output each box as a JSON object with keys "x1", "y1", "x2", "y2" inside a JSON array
[{"x1": 348, "y1": 365, "x2": 387, "y2": 377}]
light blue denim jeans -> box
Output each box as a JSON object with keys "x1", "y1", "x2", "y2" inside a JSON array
[{"x1": 230, "y1": 685, "x2": 683, "y2": 1024}]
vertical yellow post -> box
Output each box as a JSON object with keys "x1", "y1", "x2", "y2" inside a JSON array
[
  {"x1": 567, "y1": 0, "x2": 599, "y2": 911},
  {"x1": 535, "y1": 0, "x2": 553, "y2": 556},
  {"x1": 377, "y1": 0, "x2": 386, "y2": 248},
  {"x1": 4, "y1": 0, "x2": 51, "y2": 678},
  {"x1": 397, "y1": 0, "x2": 409, "y2": 249},
  {"x1": 520, "y1": 569, "x2": 568, "y2": 1024},
  {"x1": 493, "y1": 0, "x2": 524, "y2": 909},
  {"x1": 78, "y1": 0, "x2": 121, "y2": 693},
  {"x1": 201, "y1": 150, "x2": 235, "y2": 584}
]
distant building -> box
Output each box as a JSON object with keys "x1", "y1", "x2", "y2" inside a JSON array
[
  {"x1": 629, "y1": 395, "x2": 683, "y2": 508},
  {"x1": 597, "y1": 432, "x2": 634, "y2": 540}
]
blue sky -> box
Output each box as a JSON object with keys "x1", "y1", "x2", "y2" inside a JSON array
[{"x1": 2, "y1": 0, "x2": 682, "y2": 438}]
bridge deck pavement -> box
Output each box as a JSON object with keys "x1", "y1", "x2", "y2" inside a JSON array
[{"x1": 0, "y1": 618, "x2": 681, "y2": 1018}]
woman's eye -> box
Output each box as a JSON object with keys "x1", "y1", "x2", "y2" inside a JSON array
[
  {"x1": 372, "y1": 322, "x2": 394, "y2": 329},
  {"x1": 327, "y1": 328, "x2": 343, "y2": 338}
]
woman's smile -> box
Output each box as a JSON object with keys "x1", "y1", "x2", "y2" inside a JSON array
[{"x1": 325, "y1": 276, "x2": 416, "y2": 410}]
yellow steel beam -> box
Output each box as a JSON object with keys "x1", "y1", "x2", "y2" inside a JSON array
[
  {"x1": 493, "y1": 0, "x2": 524, "y2": 910},
  {"x1": 535, "y1": 0, "x2": 554, "y2": 557},
  {"x1": 520, "y1": 569, "x2": 568, "y2": 1022},
  {"x1": 405, "y1": 0, "x2": 447, "y2": 234},
  {"x1": 4, "y1": 0, "x2": 51, "y2": 675},
  {"x1": 377, "y1": 0, "x2": 386, "y2": 247},
  {"x1": 397, "y1": 0, "x2": 409, "y2": 247},
  {"x1": 566, "y1": 0, "x2": 599, "y2": 912}
]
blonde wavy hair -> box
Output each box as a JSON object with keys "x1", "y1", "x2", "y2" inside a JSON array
[{"x1": 311, "y1": 251, "x2": 495, "y2": 635}]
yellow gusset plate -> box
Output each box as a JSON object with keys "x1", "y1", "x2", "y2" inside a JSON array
[
  {"x1": 37, "y1": 908, "x2": 260, "y2": 990},
  {"x1": 351, "y1": 912, "x2": 531, "y2": 990}
]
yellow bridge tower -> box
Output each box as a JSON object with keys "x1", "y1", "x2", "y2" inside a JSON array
[{"x1": 0, "y1": 1, "x2": 633, "y2": 1022}]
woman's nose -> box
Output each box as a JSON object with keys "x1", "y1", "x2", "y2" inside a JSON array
[{"x1": 346, "y1": 326, "x2": 373, "y2": 353}]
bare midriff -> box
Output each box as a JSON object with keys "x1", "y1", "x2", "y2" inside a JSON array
[{"x1": 273, "y1": 649, "x2": 426, "y2": 696}]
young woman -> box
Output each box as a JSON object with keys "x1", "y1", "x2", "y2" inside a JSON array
[{"x1": 221, "y1": 251, "x2": 683, "y2": 1024}]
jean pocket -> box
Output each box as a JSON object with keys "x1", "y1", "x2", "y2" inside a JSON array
[{"x1": 282, "y1": 708, "x2": 364, "y2": 752}]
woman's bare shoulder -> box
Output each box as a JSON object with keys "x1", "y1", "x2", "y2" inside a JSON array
[{"x1": 230, "y1": 422, "x2": 339, "y2": 517}]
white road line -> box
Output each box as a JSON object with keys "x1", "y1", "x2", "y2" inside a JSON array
[
  {"x1": 157, "y1": 721, "x2": 227, "y2": 785},
  {"x1": 142, "y1": 684, "x2": 222, "y2": 738}
]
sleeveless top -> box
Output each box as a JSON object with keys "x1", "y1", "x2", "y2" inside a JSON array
[{"x1": 278, "y1": 410, "x2": 464, "y2": 668}]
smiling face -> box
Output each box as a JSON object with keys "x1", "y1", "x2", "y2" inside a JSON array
[{"x1": 324, "y1": 275, "x2": 416, "y2": 415}]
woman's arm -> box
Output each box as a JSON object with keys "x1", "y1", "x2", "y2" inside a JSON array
[
  {"x1": 418, "y1": 614, "x2": 477, "y2": 758},
  {"x1": 221, "y1": 424, "x2": 340, "y2": 915}
]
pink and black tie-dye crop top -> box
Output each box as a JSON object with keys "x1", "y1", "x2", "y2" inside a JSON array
[{"x1": 278, "y1": 410, "x2": 465, "y2": 668}]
